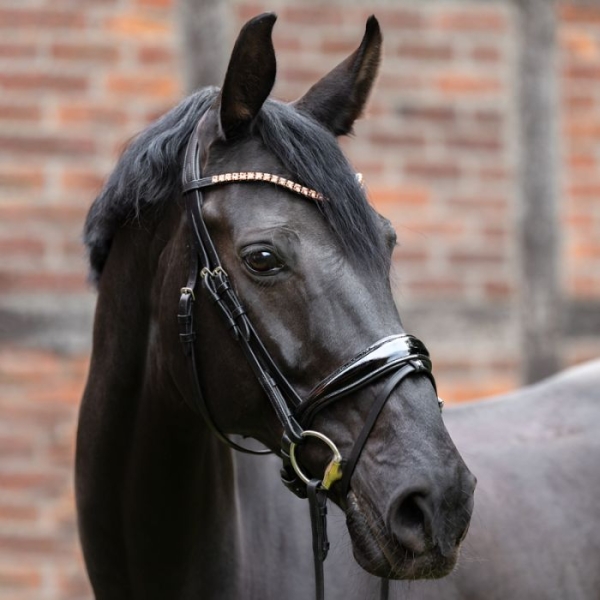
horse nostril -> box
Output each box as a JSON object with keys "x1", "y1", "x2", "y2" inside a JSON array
[{"x1": 389, "y1": 491, "x2": 433, "y2": 556}]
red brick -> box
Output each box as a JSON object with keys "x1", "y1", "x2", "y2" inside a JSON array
[
  {"x1": 0, "y1": 8, "x2": 85, "y2": 29},
  {"x1": 435, "y1": 9, "x2": 508, "y2": 32},
  {"x1": 393, "y1": 249, "x2": 429, "y2": 265},
  {"x1": 479, "y1": 166, "x2": 510, "y2": 182},
  {"x1": 57, "y1": 103, "x2": 128, "y2": 127},
  {"x1": 0, "y1": 43, "x2": 37, "y2": 58},
  {"x1": 398, "y1": 104, "x2": 456, "y2": 124},
  {"x1": 449, "y1": 250, "x2": 505, "y2": 266},
  {"x1": 321, "y1": 39, "x2": 356, "y2": 55},
  {"x1": 407, "y1": 278, "x2": 465, "y2": 296},
  {"x1": 0, "y1": 503, "x2": 38, "y2": 523},
  {"x1": 61, "y1": 169, "x2": 106, "y2": 193},
  {"x1": 51, "y1": 43, "x2": 119, "y2": 63},
  {"x1": 565, "y1": 65, "x2": 600, "y2": 81},
  {"x1": 0, "y1": 238, "x2": 45, "y2": 258},
  {"x1": 0, "y1": 534, "x2": 70, "y2": 556},
  {"x1": 564, "y1": 94, "x2": 595, "y2": 111},
  {"x1": 448, "y1": 196, "x2": 507, "y2": 211},
  {"x1": 0, "y1": 73, "x2": 88, "y2": 93},
  {"x1": 135, "y1": 0, "x2": 174, "y2": 7},
  {"x1": 565, "y1": 120, "x2": 600, "y2": 139},
  {"x1": 445, "y1": 134, "x2": 502, "y2": 153},
  {"x1": 569, "y1": 276, "x2": 600, "y2": 299},
  {"x1": 370, "y1": 185, "x2": 430, "y2": 209},
  {"x1": 106, "y1": 74, "x2": 178, "y2": 98},
  {"x1": 0, "y1": 166, "x2": 45, "y2": 190},
  {"x1": 378, "y1": 73, "x2": 424, "y2": 92},
  {"x1": 0, "y1": 436, "x2": 35, "y2": 460},
  {"x1": 0, "y1": 565, "x2": 42, "y2": 591},
  {"x1": 484, "y1": 280, "x2": 514, "y2": 299},
  {"x1": 0, "y1": 103, "x2": 41, "y2": 122},
  {"x1": 560, "y1": 29, "x2": 599, "y2": 60},
  {"x1": 471, "y1": 46, "x2": 501, "y2": 62},
  {"x1": 368, "y1": 131, "x2": 425, "y2": 148},
  {"x1": 568, "y1": 153, "x2": 596, "y2": 171},
  {"x1": 405, "y1": 160, "x2": 461, "y2": 179},
  {"x1": 436, "y1": 73, "x2": 502, "y2": 95},
  {"x1": 0, "y1": 134, "x2": 95, "y2": 157},
  {"x1": 371, "y1": 8, "x2": 426, "y2": 30},
  {"x1": 0, "y1": 271, "x2": 87, "y2": 293},
  {"x1": 105, "y1": 14, "x2": 172, "y2": 37},
  {"x1": 560, "y1": 5, "x2": 600, "y2": 25},
  {"x1": 568, "y1": 183, "x2": 600, "y2": 199},
  {"x1": 0, "y1": 471, "x2": 64, "y2": 495},
  {"x1": 137, "y1": 45, "x2": 176, "y2": 65},
  {"x1": 0, "y1": 204, "x2": 87, "y2": 224},
  {"x1": 236, "y1": 4, "x2": 268, "y2": 23},
  {"x1": 442, "y1": 377, "x2": 516, "y2": 403},
  {"x1": 282, "y1": 6, "x2": 342, "y2": 26},
  {"x1": 279, "y1": 67, "x2": 324, "y2": 84},
  {"x1": 395, "y1": 42, "x2": 453, "y2": 61},
  {"x1": 569, "y1": 243, "x2": 600, "y2": 259},
  {"x1": 474, "y1": 109, "x2": 504, "y2": 126},
  {"x1": 401, "y1": 220, "x2": 465, "y2": 238}
]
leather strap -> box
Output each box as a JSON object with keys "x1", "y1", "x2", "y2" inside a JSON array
[
  {"x1": 339, "y1": 363, "x2": 418, "y2": 503},
  {"x1": 307, "y1": 479, "x2": 329, "y2": 600}
]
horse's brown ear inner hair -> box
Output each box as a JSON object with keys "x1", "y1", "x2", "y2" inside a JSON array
[
  {"x1": 294, "y1": 15, "x2": 382, "y2": 136},
  {"x1": 219, "y1": 12, "x2": 277, "y2": 139}
]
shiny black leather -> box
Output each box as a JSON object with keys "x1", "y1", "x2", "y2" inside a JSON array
[{"x1": 297, "y1": 334, "x2": 435, "y2": 426}]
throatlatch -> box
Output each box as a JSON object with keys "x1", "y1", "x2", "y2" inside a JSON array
[{"x1": 178, "y1": 119, "x2": 442, "y2": 600}]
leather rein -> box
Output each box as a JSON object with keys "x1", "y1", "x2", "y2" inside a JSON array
[{"x1": 177, "y1": 119, "x2": 441, "y2": 600}]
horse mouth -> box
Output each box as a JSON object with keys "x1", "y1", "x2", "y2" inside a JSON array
[{"x1": 345, "y1": 492, "x2": 460, "y2": 580}]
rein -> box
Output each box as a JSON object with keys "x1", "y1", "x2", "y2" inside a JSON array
[{"x1": 178, "y1": 120, "x2": 441, "y2": 600}]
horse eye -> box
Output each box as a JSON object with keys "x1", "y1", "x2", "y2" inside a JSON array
[{"x1": 243, "y1": 249, "x2": 284, "y2": 274}]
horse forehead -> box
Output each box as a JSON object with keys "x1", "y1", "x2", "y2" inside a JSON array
[{"x1": 204, "y1": 184, "x2": 326, "y2": 233}]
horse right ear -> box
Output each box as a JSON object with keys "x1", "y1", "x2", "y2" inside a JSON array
[
  {"x1": 218, "y1": 13, "x2": 277, "y2": 139},
  {"x1": 294, "y1": 16, "x2": 382, "y2": 136}
]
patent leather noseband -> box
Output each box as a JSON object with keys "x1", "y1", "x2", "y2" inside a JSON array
[{"x1": 178, "y1": 119, "x2": 440, "y2": 600}]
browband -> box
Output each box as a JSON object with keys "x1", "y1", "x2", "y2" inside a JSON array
[
  {"x1": 183, "y1": 171, "x2": 324, "y2": 201},
  {"x1": 183, "y1": 171, "x2": 364, "y2": 201}
]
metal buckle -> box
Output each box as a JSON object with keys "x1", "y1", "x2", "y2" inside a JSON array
[
  {"x1": 180, "y1": 287, "x2": 195, "y2": 300},
  {"x1": 289, "y1": 430, "x2": 343, "y2": 491},
  {"x1": 200, "y1": 266, "x2": 228, "y2": 279}
]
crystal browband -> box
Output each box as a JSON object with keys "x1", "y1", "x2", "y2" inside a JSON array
[{"x1": 181, "y1": 171, "x2": 363, "y2": 202}]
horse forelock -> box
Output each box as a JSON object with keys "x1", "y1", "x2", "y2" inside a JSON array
[{"x1": 83, "y1": 88, "x2": 388, "y2": 284}]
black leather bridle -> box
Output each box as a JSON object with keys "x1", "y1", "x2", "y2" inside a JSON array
[{"x1": 177, "y1": 119, "x2": 441, "y2": 600}]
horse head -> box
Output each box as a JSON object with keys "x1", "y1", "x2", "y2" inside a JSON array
[{"x1": 83, "y1": 12, "x2": 475, "y2": 585}]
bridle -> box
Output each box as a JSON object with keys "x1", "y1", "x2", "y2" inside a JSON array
[{"x1": 177, "y1": 118, "x2": 441, "y2": 600}]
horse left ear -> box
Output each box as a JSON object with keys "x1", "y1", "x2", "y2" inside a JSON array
[
  {"x1": 294, "y1": 16, "x2": 382, "y2": 136},
  {"x1": 219, "y1": 13, "x2": 277, "y2": 139}
]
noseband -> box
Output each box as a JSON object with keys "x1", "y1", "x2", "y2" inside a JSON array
[{"x1": 178, "y1": 120, "x2": 441, "y2": 600}]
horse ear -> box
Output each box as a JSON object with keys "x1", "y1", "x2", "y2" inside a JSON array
[
  {"x1": 294, "y1": 16, "x2": 382, "y2": 136},
  {"x1": 219, "y1": 13, "x2": 277, "y2": 139}
]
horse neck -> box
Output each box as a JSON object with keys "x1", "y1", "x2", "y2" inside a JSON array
[{"x1": 83, "y1": 211, "x2": 248, "y2": 596}]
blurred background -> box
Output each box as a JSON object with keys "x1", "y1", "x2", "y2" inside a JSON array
[{"x1": 0, "y1": 0, "x2": 598, "y2": 597}]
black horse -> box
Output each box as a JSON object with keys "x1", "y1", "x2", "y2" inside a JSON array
[{"x1": 77, "y1": 13, "x2": 478, "y2": 599}]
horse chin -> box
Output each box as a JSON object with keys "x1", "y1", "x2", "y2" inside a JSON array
[{"x1": 345, "y1": 492, "x2": 459, "y2": 580}]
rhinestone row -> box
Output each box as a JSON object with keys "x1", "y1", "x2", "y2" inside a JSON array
[{"x1": 210, "y1": 172, "x2": 324, "y2": 201}]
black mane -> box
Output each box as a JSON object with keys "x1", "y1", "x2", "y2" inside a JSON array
[{"x1": 84, "y1": 88, "x2": 388, "y2": 282}]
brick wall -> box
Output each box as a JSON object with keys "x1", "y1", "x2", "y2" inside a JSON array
[
  {"x1": 0, "y1": 0, "x2": 181, "y2": 597},
  {"x1": 559, "y1": 4, "x2": 600, "y2": 365},
  {"x1": 0, "y1": 1, "x2": 598, "y2": 598}
]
